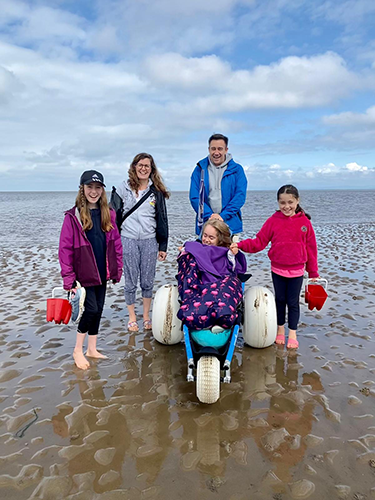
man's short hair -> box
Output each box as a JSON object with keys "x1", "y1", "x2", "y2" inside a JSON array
[{"x1": 208, "y1": 133, "x2": 228, "y2": 146}]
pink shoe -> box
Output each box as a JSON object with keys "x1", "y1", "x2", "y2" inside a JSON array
[
  {"x1": 287, "y1": 338, "x2": 299, "y2": 349},
  {"x1": 275, "y1": 334, "x2": 285, "y2": 345}
]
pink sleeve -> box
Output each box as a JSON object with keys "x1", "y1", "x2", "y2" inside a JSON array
[
  {"x1": 58, "y1": 215, "x2": 76, "y2": 290},
  {"x1": 238, "y1": 217, "x2": 272, "y2": 254},
  {"x1": 305, "y1": 221, "x2": 319, "y2": 278}
]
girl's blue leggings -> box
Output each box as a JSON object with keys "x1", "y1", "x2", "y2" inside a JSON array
[{"x1": 271, "y1": 272, "x2": 304, "y2": 330}]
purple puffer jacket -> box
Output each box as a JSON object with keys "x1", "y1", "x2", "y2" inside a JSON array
[{"x1": 59, "y1": 207, "x2": 123, "y2": 290}]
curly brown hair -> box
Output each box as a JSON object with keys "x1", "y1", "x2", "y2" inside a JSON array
[
  {"x1": 202, "y1": 220, "x2": 232, "y2": 248},
  {"x1": 75, "y1": 185, "x2": 113, "y2": 232},
  {"x1": 128, "y1": 153, "x2": 170, "y2": 198}
]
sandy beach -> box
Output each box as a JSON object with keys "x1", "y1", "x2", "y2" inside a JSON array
[{"x1": 1, "y1": 191, "x2": 375, "y2": 499}]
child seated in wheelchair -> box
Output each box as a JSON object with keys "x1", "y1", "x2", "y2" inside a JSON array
[{"x1": 177, "y1": 220, "x2": 247, "y2": 332}]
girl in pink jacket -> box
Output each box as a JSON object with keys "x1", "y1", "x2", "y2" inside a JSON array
[
  {"x1": 59, "y1": 170, "x2": 123, "y2": 370},
  {"x1": 231, "y1": 185, "x2": 320, "y2": 349}
]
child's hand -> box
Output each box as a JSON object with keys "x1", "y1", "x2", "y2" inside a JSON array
[
  {"x1": 158, "y1": 251, "x2": 167, "y2": 261},
  {"x1": 209, "y1": 213, "x2": 223, "y2": 221},
  {"x1": 230, "y1": 242, "x2": 238, "y2": 255}
]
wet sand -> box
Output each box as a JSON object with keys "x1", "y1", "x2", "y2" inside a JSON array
[{"x1": 0, "y1": 222, "x2": 375, "y2": 500}]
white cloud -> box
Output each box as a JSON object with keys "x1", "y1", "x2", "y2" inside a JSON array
[
  {"x1": 346, "y1": 161, "x2": 368, "y2": 172},
  {"x1": 317, "y1": 163, "x2": 339, "y2": 175},
  {"x1": 314, "y1": 0, "x2": 375, "y2": 28},
  {"x1": 244, "y1": 161, "x2": 373, "y2": 186},
  {"x1": 146, "y1": 52, "x2": 359, "y2": 109},
  {"x1": 0, "y1": 65, "x2": 22, "y2": 102},
  {"x1": 324, "y1": 106, "x2": 375, "y2": 126},
  {"x1": 144, "y1": 53, "x2": 230, "y2": 90}
]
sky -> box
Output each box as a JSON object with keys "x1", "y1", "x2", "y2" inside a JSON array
[{"x1": 1, "y1": 0, "x2": 375, "y2": 191}]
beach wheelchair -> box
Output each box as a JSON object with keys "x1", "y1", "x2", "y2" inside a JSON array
[{"x1": 152, "y1": 274, "x2": 277, "y2": 404}]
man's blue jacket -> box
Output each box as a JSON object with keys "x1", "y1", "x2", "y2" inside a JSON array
[{"x1": 189, "y1": 156, "x2": 247, "y2": 235}]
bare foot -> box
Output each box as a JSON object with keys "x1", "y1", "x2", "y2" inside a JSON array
[
  {"x1": 86, "y1": 349, "x2": 108, "y2": 359},
  {"x1": 275, "y1": 325, "x2": 285, "y2": 345},
  {"x1": 73, "y1": 350, "x2": 90, "y2": 370}
]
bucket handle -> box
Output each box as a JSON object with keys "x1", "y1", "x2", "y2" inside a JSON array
[
  {"x1": 51, "y1": 287, "x2": 67, "y2": 299},
  {"x1": 305, "y1": 278, "x2": 328, "y2": 292}
]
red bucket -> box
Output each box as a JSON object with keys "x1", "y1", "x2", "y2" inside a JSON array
[
  {"x1": 46, "y1": 288, "x2": 72, "y2": 324},
  {"x1": 305, "y1": 279, "x2": 328, "y2": 311}
]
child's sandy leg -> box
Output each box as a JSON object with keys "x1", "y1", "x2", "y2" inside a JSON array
[
  {"x1": 86, "y1": 334, "x2": 108, "y2": 359},
  {"x1": 73, "y1": 332, "x2": 90, "y2": 369},
  {"x1": 277, "y1": 325, "x2": 285, "y2": 336},
  {"x1": 127, "y1": 304, "x2": 137, "y2": 323},
  {"x1": 142, "y1": 297, "x2": 152, "y2": 321},
  {"x1": 288, "y1": 328, "x2": 297, "y2": 340}
]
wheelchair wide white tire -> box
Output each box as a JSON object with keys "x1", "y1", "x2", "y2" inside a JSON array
[
  {"x1": 152, "y1": 284, "x2": 183, "y2": 345},
  {"x1": 196, "y1": 356, "x2": 220, "y2": 404},
  {"x1": 242, "y1": 286, "x2": 277, "y2": 348}
]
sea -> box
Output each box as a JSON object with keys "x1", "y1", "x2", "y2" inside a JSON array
[{"x1": 0, "y1": 190, "x2": 374, "y2": 250}]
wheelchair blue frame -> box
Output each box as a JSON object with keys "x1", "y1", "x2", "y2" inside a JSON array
[{"x1": 182, "y1": 282, "x2": 245, "y2": 384}]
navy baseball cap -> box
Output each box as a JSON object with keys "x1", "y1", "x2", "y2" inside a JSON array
[{"x1": 80, "y1": 170, "x2": 106, "y2": 187}]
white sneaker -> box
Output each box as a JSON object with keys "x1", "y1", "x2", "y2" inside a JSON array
[{"x1": 69, "y1": 283, "x2": 86, "y2": 324}]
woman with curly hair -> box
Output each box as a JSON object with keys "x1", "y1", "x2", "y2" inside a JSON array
[{"x1": 115, "y1": 153, "x2": 169, "y2": 332}]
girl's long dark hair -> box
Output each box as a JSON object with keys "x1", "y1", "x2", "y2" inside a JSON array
[
  {"x1": 277, "y1": 184, "x2": 311, "y2": 220},
  {"x1": 128, "y1": 153, "x2": 170, "y2": 198}
]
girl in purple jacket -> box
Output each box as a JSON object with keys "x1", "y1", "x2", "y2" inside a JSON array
[
  {"x1": 59, "y1": 170, "x2": 123, "y2": 370},
  {"x1": 177, "y1": 220, "x2": 247, "y2": 331},
  {"x1": 231, "y1": 185, "x2": 320, "y2": 350}
]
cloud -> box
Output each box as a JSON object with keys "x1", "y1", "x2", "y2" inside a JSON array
[
  {"x1": 323, "y1": 106, "x2": 375, "y2": 126},
  {"x1": 144, "y1": 53, "x2": 230, "y2": 91},
  {"x1": 0, "y1": 65, "x2": 22, "y2": 102},
  {"x1": 145, "y1": 51, "x2": 359, "y2": 109},
  {"x1": 314, "y1": 0, "x2": 375, "y2": 28},
  {"x1": 242, "y1": 161, "x2": 373, "y2": 190},
  {"x1": 345, "y1": 161, "x2": 368, "y2": 172},
  {"x1": 0, "y1": 1, "x2": 87, "y2": 54},
  {"x1": 321, "y1": 106, "x2": 375, "y2": 147}
]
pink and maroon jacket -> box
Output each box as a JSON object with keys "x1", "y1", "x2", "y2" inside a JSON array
[
  {"x1": 59, "y1": 207, "x2": 123, "y2": 290},
  {"x1": 238, "y1": 211, "x2": 319, "y2": 278}
]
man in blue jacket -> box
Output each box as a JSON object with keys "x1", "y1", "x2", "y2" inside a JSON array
[{"x1": 189, "y1": 133, "x2": 247, "y2": 235}]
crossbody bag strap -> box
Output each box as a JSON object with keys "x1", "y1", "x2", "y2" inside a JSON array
[{"x1": 120, "y1": 188, "x2": 153, "y2": 225}]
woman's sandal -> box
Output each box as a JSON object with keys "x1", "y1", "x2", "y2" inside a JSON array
[
  {"x1": 128, "y1": 321, "x2": 139, "y2": 332},
  {"x1": 287, "y1": 338, "x2": 299, "y2": 349},
  {"x1": 143, "y1": 319, "x2": 152, "y2": 331},
  {"x1": 275, "y1": 334, "x2": 285, "y2": 345}
]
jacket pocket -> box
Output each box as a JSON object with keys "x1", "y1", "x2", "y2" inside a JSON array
[{"x1": 73, "y1": 245, "x2": 99, "y2": 285}]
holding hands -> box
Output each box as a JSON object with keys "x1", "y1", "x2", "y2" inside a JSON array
[
  {"x1": 230, "y1": 242, "x2": 239, "y2": 255},
  {"x1": 209, "y1": 213, "x2": 223, "y2": 221}
]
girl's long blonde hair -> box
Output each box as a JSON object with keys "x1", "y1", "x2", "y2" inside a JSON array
[
  {"x1": 202, "y1": 220, "x2": 232, "y2": 248},
  {"x1": 75, "y1": 185, "x2": 113, "y2": 232},
  {"x1": 128, "y1": 153, "x2": 170, "y2": 198}
]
